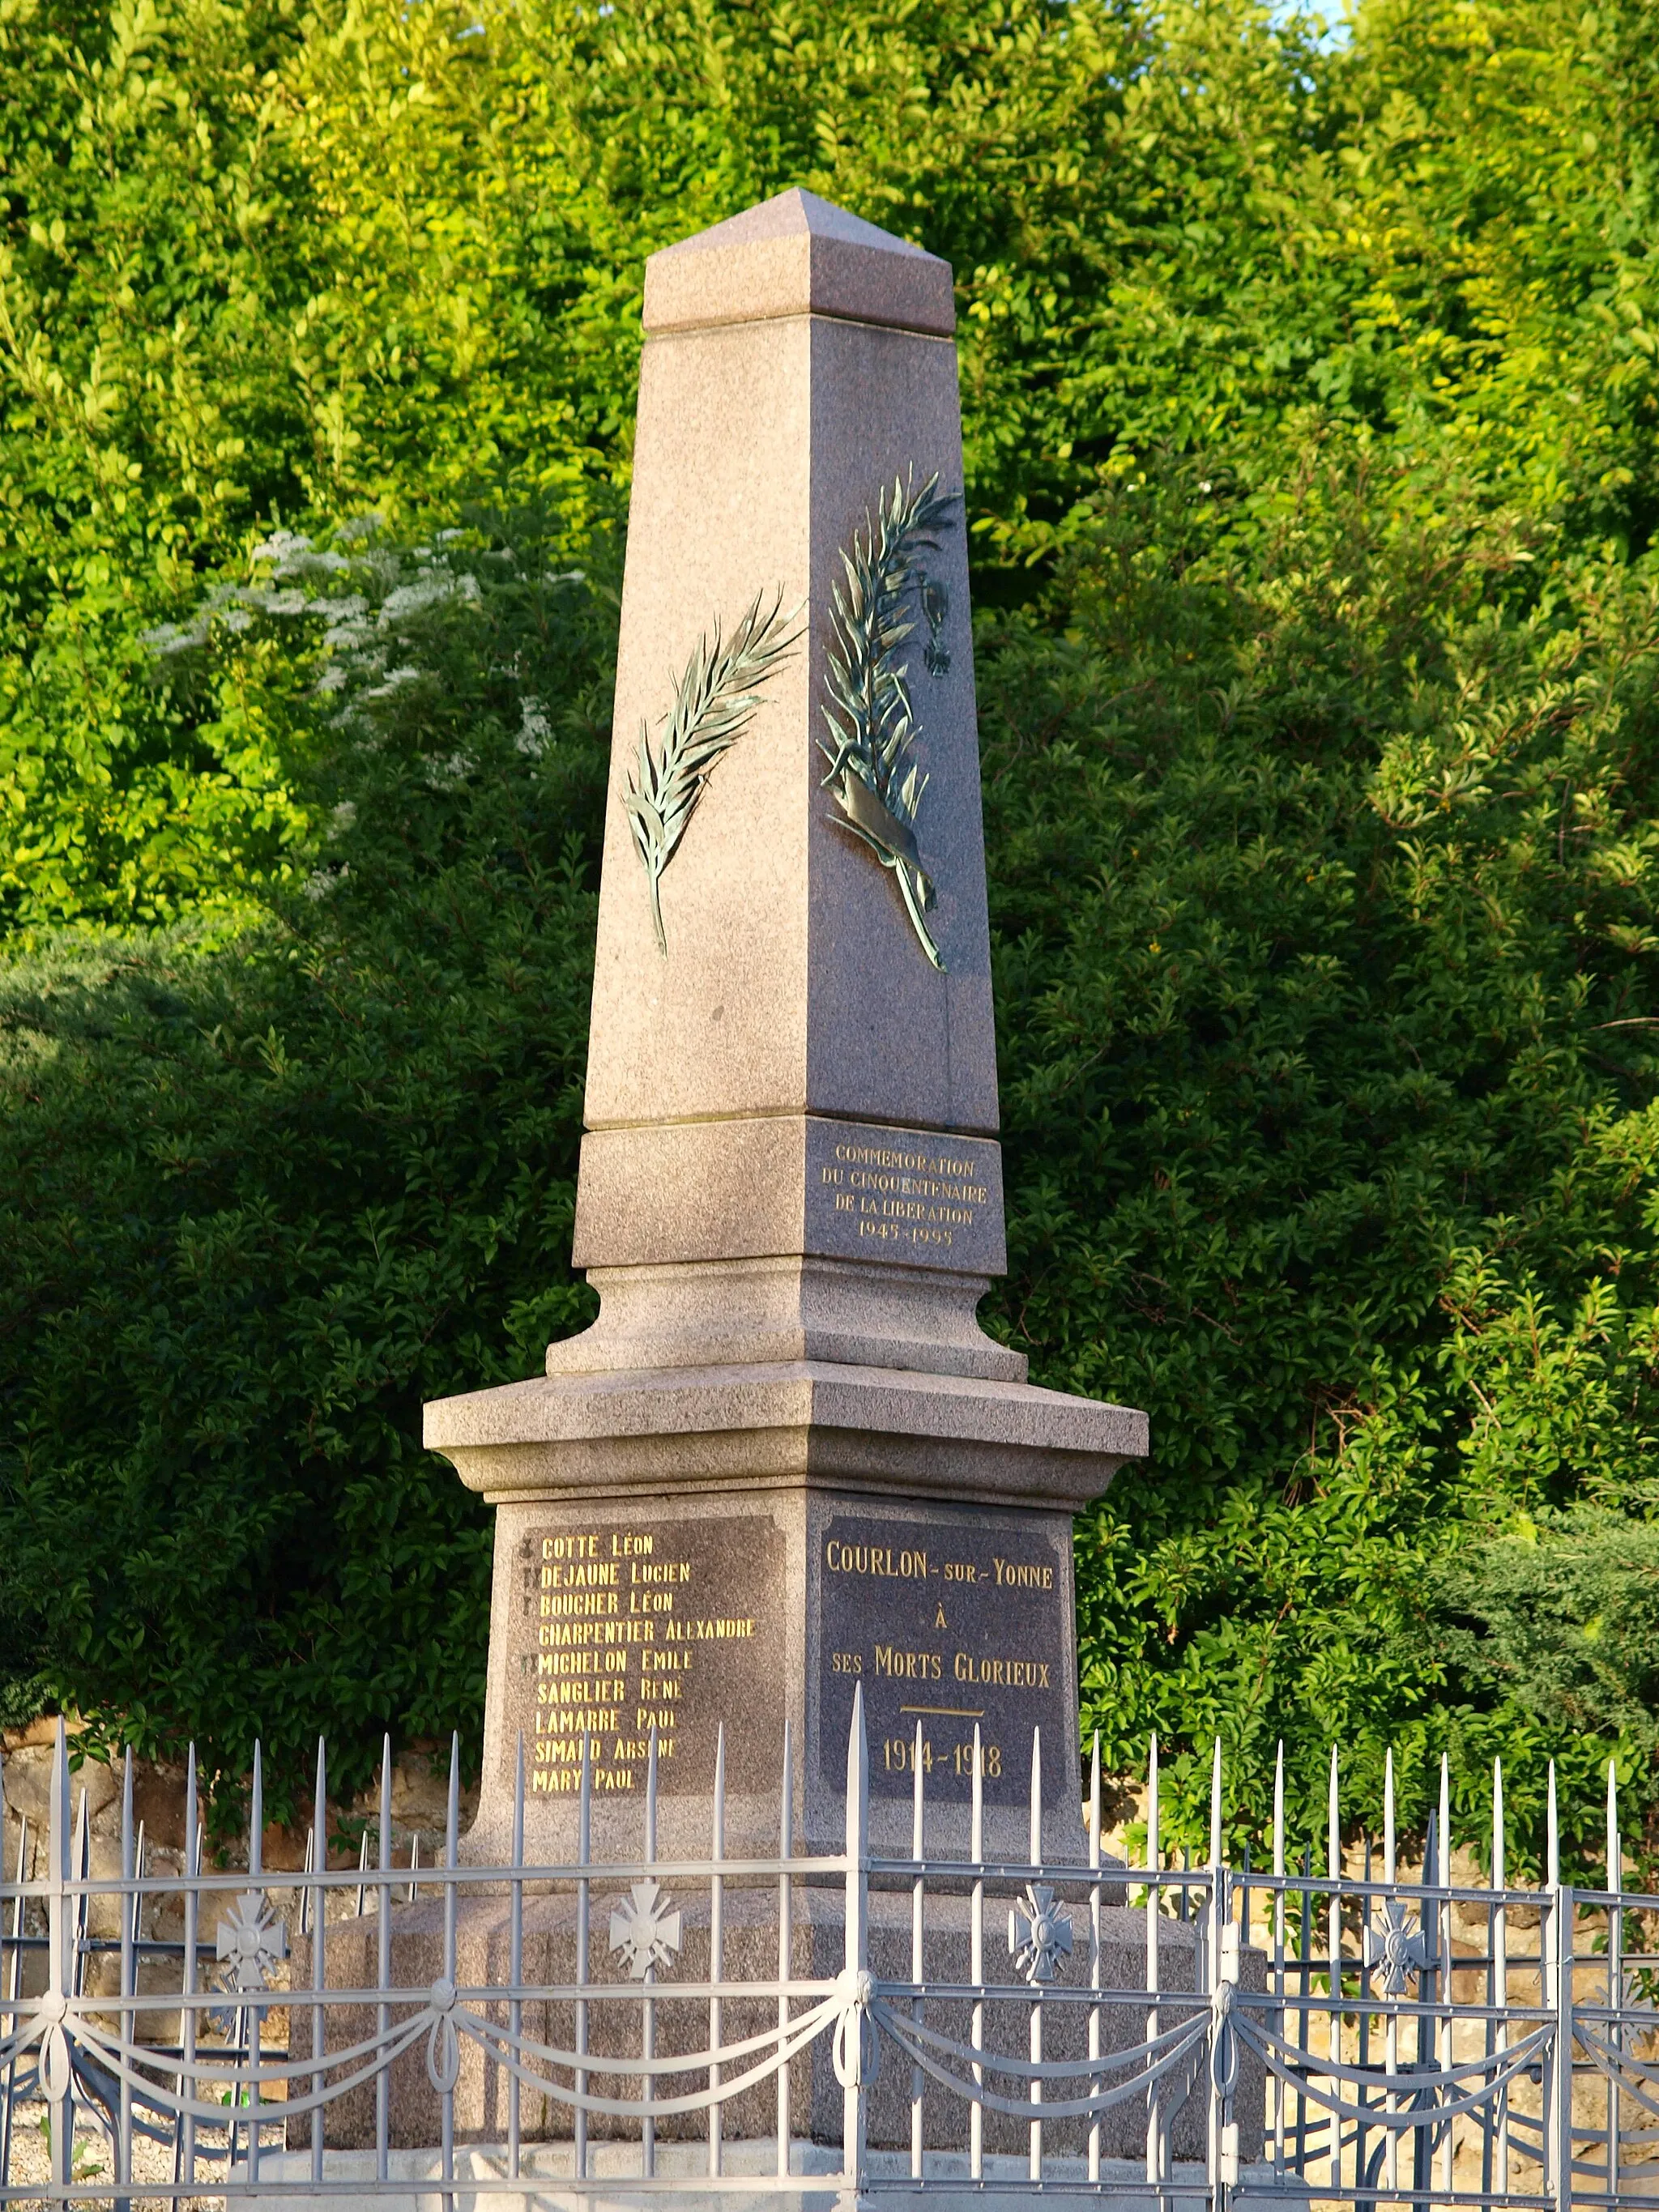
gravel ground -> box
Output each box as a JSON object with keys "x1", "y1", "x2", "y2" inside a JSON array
[{"x1": 3, "y1": 2095, "x2": 228, "y2": 2210}]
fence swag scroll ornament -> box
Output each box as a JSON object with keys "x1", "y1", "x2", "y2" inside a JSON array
[{"x1": 2, "y1": 1704, "x2": 1656, "y2": 2207}]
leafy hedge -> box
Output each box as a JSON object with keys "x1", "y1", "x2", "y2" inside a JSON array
[
  {"x1": 982, "y1": 462, "x2": 1659, "y2": 1865},
  {"x1": 0, "y1": 515, "x2": 612, "y2": 1827},
  {"x1": 7, "y1": 0, "x2": 1655, "y2": 927},
  {"x1": 4, "y1": 0, "x2": 1659, "y2": 1865}
]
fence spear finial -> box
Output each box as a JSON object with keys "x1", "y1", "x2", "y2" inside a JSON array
[
  {"x1": 1607, "y1": 1757, "x2": 1620, "y2": 1894},
  {"x1": 1209, "y1": 1737, "x2": 1223, "y2": 1869}
]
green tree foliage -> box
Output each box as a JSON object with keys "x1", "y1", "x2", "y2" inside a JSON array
[
  {"x1": 3, "y1": 0, "x2": 1659, "y2": 1860},
  {"x1": 1, "y1": 515, "x2": 611, "y2": 1822},
  {"x1": 1430, "y1": 1502, "x2": 1659, "y2": 1791},
  {"x1": 980, "y1": 458, "x2": 1659, "y2": 1867},
  {"x1": 11, "y1": 0, "x2": 1656, "y2": 923}
]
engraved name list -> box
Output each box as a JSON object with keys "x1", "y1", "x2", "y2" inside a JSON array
[{"x1": 507, "y1": 1515, "x2": 785, "y2": 1797}]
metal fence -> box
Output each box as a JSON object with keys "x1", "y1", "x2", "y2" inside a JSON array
[{"x1": 2, "y1": 1694, "x2": 1656, "y2": 2207}]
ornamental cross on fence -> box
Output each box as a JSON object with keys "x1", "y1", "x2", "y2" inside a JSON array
[
  {"x1": 608, "y1": 1877, "x2": 684, "y2": 1980},
  {"x1": 1009, "y1": 1883, "x2": 1074, "y2": 1984},
  {"x1": 214, "y1": 1890, "x2": 288, "y2": 1994},
  {"x1": 1363, "y1": 1895, "x2": 1432, "y2": 1997}
]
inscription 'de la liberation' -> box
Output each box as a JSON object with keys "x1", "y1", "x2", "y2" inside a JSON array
[
  {"x1": 802, "y1": 1123, "x2": 1005, "y2": 1272},
  {"x1": 509, "y1": 1515, "x2": 785, "y2": 1798}
]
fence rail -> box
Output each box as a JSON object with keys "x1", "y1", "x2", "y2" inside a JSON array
[{"x1": 2, "y1": 1699, "x2": 1655, "y2": 2207}]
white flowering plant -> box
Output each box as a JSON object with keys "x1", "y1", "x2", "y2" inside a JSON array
[{"x1": 138, "y1": 505, "x2": 612, "y2": 906}]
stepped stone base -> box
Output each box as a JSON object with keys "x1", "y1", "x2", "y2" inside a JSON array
[{"x1": 248, "y1": 2140, "x2": 1304, "y2": 2212}]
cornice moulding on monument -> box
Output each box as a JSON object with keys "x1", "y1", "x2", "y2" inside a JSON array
[{"x1": 424, "y1": 1357, "x2": 1147, "y2": 1515}]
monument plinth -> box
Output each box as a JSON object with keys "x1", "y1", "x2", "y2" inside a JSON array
[{"x1": 424, "y1": 188, "x2": 1148, "y2": 1867}]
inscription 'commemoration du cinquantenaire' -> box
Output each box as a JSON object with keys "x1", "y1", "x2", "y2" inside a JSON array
[
  {"x1": 508, "y1": 1515, "x2": 784, "y2": 1798},
  {"x1": 818, "y1": 1512, "x2": 1069, "y2": 1805},
  {"x1": 804, "y1": 1121, "x2": 1005, "y2": 1275}
]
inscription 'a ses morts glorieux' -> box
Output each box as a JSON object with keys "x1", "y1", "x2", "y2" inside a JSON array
[
  {"x1": 507, "y1": 1515, "x2": 785, "y2": 1799},
  {"x1": 817, "y1": 1512, "x2": 1070, "y2": 1808}
]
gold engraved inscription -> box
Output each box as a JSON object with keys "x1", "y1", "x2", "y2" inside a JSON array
[
  {"x1": 819, "y1": 1511, "x2": 1068, "y2": 1805},
  {"x1": 509, "y1": 1519, "x2": 779, "y2": 1798},
  {"x1": 817, "y1": 1140, "x2": 988, "y2": 1253}
]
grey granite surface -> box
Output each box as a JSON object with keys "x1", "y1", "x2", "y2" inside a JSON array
[{"x1": 423, "y1": 189, "x2": 1149, "y2": 1891}]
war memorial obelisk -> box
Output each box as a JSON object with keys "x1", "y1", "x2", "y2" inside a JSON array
[{"x1": 424, "y1": 188, "x2": 1147, "y2": 1867}]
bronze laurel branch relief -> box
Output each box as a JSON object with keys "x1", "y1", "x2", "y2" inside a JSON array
[
  {"x1": 820, "y1": 472, "x2": 958, "y2": 970},
  {"x1": 624, "y1": 589, "x2": 801, "y2": 955}
]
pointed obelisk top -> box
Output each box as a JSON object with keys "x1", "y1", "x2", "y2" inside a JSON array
[
  {"x1": 656, "y1": 186, "x2": 934, "y2": 258},
  {"x1": 643, "y1": 185, "x2": 955, "y2": 336}
]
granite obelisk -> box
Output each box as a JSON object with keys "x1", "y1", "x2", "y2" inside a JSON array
[{"x1": 424, "y1": 188, "x2": 1147, "y2": 1865}]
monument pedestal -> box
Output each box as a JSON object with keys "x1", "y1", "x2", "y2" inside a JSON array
[{"x1": 428, "y1": 1409, "x2": 1139, "y2": 1865}]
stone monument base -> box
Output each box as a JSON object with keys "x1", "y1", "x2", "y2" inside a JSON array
[{"x1": 292, "y1": 1891, "x2": 1257, "y2": 2162}]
